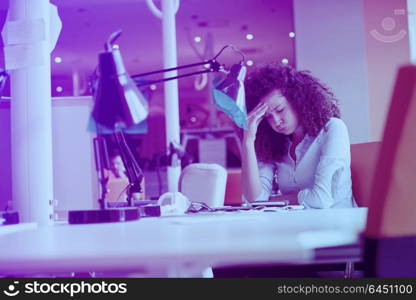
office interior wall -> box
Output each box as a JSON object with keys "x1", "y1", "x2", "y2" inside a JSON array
[
  {"x1": 0, "y1": 97, "x2": 98, "y2": 215},
  {"x1": 408, "y1": 0, "x2": 416, "y2": 62},
  {"x1": 51, "y1": 97, "x2": 98, "y2": 212},
  {"x1": 293, "y1": 0, "x2": 371, "y2": 144},
  {"x1": 363, "y1": 0, "x2": 410, "y2": 141},
  {"x1": 294, "y1": 0, "x2": 411, "y2": 143}
]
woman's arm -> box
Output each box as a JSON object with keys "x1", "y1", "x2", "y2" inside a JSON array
[
  {"x1": 297, "y1": 118, "x2": 351, "y2": 208},
  {"x1": 241, "y1": 103, "x2": 270, "y2": 202},
  {"x1": 241, "y1": 138, "x2": 263, "y2": 202}
]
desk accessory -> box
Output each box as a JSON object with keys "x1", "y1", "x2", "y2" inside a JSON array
[
  {"x1": 251, "y1": 200, "x2": 289, "y2": 207},
  {"x1": 0, "y1": 211, "x2": 19, "y2": 225}
]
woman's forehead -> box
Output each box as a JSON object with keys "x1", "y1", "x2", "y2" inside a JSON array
[{"x1": 260, "y1": 90, "x2": 287, "y2": 106}]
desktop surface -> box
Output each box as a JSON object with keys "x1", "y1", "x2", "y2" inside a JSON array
[{"x1": 0, "y1": 207, "x2": 367, "y2": 276}]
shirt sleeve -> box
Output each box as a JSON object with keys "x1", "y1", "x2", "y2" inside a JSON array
[
  {"x1": 297, "y1": 118, "x2": 351, "y2": 208},
  {"x1": 254, "y1": 161, "x2": 276, "y2": 201}
]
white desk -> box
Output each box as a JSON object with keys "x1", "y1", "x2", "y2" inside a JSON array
[{"x1": 0, "y1": 208, "x2": 367, "y2": 277}]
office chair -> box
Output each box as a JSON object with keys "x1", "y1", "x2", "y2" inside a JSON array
[
  {"x1": 337, "y1": 141, "x2": 381, "y2": 277},
  {"x1": 364, "y1": 65, "x2": 416, "y2": 277},
  {"x1": 350, "y1": 142, "x2": 381, "y2": 207},
  {"x1": 179, "y1": 163, "x2": 227, "y2": 208}
]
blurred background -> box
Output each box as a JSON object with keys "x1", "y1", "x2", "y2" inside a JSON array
[{"x1": 0, "y1": 0, "x2": 413, "y2": 207}]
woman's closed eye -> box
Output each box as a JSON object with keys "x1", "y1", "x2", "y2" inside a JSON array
[{"x1": 266, "y1": 107, "x2": 284, "y2": 118}]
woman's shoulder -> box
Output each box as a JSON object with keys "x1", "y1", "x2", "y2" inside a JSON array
[
  {"x1": 324, "y1": 117, "x2": 348, "y2": 132},
  {"x1": 312, "y1": 118, "x2": 349, "y2": 143},
  {"x1": 316, "y1": 117, "x2": 350, "y2": 146}
]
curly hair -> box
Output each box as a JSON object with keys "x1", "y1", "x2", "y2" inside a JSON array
[{"x1": 244, "y1": 63, "x2": 341, "y2": 163}]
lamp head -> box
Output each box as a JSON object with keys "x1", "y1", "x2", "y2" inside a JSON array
[
  {"x1": 212, "y1": 63, "x2": 248, "y2": 130},
  {"x1": 92, "y1": 37, "x2": 148, "y2": 130}
]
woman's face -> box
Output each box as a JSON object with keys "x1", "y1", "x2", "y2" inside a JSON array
[{"x1": 260, "y1": 89, "x2": 300, "y2": 136}]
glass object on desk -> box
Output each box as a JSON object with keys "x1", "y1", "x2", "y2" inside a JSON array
[{"x1": 271, "y1": 168, "x2": 280, "y2": 196}]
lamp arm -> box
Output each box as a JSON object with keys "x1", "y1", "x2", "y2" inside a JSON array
[
  {"x1": 131, "y1": 59, "x2": 221, "y2": 79},
  {"x1": 114, "y1": 129, "x2": 144, "y2": 206},
  {"x1": 105, "y1": 29, "x2": 122, "y2": 51},
  {"x1": 213, "y1": 44, "x2": 245, "y2": 64},
  {"x1": 130, "y1": 44, "x2": 244, "y2": 86},
  {"x1": 135, "y1": 68, "x2": 216, "y2": 87},
  {"x1": 93, "y1": 136, "x2": 110, "y2": 210}
]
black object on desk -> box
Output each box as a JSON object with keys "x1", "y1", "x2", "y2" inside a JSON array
[
  {"x1": 0, "y1": 211, "x2": 19, "y2": 225},
  {"x1": 68, "y1": 208, "x2": 140, "y2": 224},
  {"x1": 137, "y1": 205, "x2": 161, "y2": 218},
  {"x1": 67, "y1": 200, "x2": 164, "y2": 223},
  {"x1": 107, "y1": 201, "x2": 161, "y2": 218}
]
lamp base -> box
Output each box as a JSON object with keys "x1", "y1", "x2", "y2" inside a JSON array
[{"x1": 68, "y1": 208, "x2": 140, "y2": 225}]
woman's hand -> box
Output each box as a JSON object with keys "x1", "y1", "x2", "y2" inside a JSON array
[{"x1": 244, "y1": 102, "x2": 268, "y2": 144}]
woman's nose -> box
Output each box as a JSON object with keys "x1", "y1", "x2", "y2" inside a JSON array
[{"x1": 271, "y1": 113, "x2": 282, "y2": 125}]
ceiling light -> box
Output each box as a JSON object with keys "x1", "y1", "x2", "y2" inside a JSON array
[
  {"x1": 54, "y1": 57, "x2": 62, "y2": 63},
  {"x1": 246, "y1": 33, "x2": 254, "y2": 40},
  {"x1": 194, "y1": 36, "x2": 201, "y2": 43},
  {"x1": 246, "y1": 60, "x2": 254, "y2": 66},
  {"x1": 289, "y1": 32, "x2": 296, "y2": 38},
  {"x1": 56, "y1": 86, "x2": 63, "y2": 92},
  {"x1": 281, "y1": 58, "x2": 289, "y2": 64}
]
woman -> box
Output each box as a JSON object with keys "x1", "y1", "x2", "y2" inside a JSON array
[{"x1": 242, "y1": 63, "x2": 356, "y2": 208}]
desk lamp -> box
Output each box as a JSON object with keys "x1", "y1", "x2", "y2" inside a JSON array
[
  {"x1": 68, "y1": 31, "x2": 148, "y2": 224},
  {"x1": 68, "y1": 30, "x2": 247, "y2": 224}
]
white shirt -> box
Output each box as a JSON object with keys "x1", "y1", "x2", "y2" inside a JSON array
[{"x1": 256, "y1": 118, "x2": 357, "y2": 208}]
